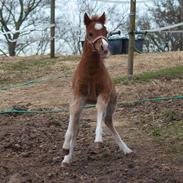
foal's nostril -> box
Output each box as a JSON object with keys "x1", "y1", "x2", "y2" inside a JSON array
[
  {"x1": 101, "y1": 45, "x2": 104, "y2": 51},
  {"x1": 104, "y1": 50, "x2": 108, "y2": 54}
]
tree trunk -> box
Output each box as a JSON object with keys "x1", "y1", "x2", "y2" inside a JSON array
[
  {"x1": 8, "y1": 42, "x2": 16, "y2": 56},
  {"x1": 180, "y1": 0, "x2": 183, "y2": 50},
  {"x1": 181, "y1": 0, "x2": 183, "y2": 21}
]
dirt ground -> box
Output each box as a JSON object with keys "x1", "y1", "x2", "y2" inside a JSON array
[{"x1": 0, "y1": 52, "x2": 183, "y2": 183}]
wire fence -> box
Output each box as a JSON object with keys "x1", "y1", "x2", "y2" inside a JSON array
[
  {"x1": 0, "y1": 1, "x2": 182, "y2": 116},
  {"x1": 137, "y1": 22, "x2": 183, "y2": 34},
  {"x1": 92, "y1": 0, "x2": 152, "y2": 4},
  {"x1": 0, "y1": 24, "x2": 56, "y2": 43},
  {"x1": 1, "y1": 95, "x2": 183, "y2": 115}
]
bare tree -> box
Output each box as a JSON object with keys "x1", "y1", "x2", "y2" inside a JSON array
[
  {"x1": 0, "y1": 0, "x2": 129, "y2": 56},
  {"x1": 138, "y1": 0, "x2": 183, "y2": 52},
  {"x1": 0, "y1": 0, "x2": 49, "y2": 56},
  {"x1": 56, "y1": 0, "x2": 128, "y2": 55}
]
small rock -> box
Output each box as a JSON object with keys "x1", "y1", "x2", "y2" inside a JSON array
[
  {"x1": 14, "y1": 144, "x2": 21, "y2": 151},
  {"x1": 124, "y1": 168, "x2": 128, "y2": 172},
  {"x1": 39, "y1": 144, "x2": 44, "y2": 148},
  {"x1": 128, "y1": 163, "x2": 134, "y2": 169},
  {"x1": 48, "y1": 173, "x2": 54, "y2": 178},
  {"x1": 21, "y1": 152, "x2": 31, "y2": 157},
  {"x1": 8, "y1": 173, "x2": 23, "y2": 183},
  {"x1": 52, "y1": 156, "x2": 60, "y2": 163},
  {"x1": 163, "y1": 165, "x2": 171, "y2": 171}
]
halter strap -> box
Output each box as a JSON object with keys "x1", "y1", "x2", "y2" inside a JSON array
[{"x1": 86, "y1": 36, "x2": 108, "y2": 52}]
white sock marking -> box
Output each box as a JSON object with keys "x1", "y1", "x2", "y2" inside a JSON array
[
  {"x1": 62, "y1": 114, "x2": 73, "y2": 150},
  {"x1": 95, "y1": 111, "x2": 103, "y2": 142},
  {"x1": 111, "y1": 127, "x2": 133, "y2": 154}
]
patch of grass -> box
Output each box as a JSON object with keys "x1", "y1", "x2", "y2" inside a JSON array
[
  {"x1": 60, "y1": 55, "x2": 81, "y2": 62},
  {"x1": 113, "y1": 65, "x2": 183, "y2": 85},
  {"x1": 151, "y1": 128, "x2": 162, "y2": 137},
  {"x1": 135, "y1": 65, "x2": 183, "y2": 81},
  {"x1": 113, "y1": 76, "x2": 128, "y2": 85},
  {"x1": 0, "y1": 57, "x2": 71, "y2": 87},
  {"x1": 1, "y1": 58, "x2": 56, "y2": 72},
  {"x1": 137, "y1": 105, "x2": 183, "y2": 162},
  {"x1": 150, "y1": 120, "x2": 183, "y2": 154},
  {"x1": 0, "y1": 79, "x2": 9, "y2": 85},
  {"x1": 151, "y1": 120, "x2": 183, "y2": 138},
  {"x1": 162, "y1": 110, "x2": 181, "y2": 122}
]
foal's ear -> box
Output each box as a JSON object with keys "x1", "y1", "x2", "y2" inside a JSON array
[
  {"x1": 84, "y1": 13, "x2": 91, "y2": 26},
  {"x1": 98, "y1": 12, "x2": 106, "y2": 24}
]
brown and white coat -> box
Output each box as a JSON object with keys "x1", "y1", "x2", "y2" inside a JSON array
[{"x1": 62, "y1": 13, "x2": 132, "y2": 166}]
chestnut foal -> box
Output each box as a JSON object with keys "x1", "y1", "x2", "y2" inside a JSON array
[{"x1": 62, "y1": 13, "x2": 132, "y2": 166}]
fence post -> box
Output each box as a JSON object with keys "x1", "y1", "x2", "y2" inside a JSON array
[
  {"x1": 181, "y1": 0, "x2": 183, "y2": 21},
  {"x1": 181, "y1": 0, "x2": 183, "y2": 50},
  {"x1": 128, "y1": 0, "x2": 136, "y2": 78},
  {"x1": 50, "y1": 0, "x2": 55, "y2": 58}
]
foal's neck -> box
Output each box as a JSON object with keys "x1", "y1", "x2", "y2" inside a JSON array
[{"x1": 81, "y1": 40, "x2": 104, "y2": 66}]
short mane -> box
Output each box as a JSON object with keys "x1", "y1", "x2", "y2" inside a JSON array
[{"x1": 90, "y1": 15, "x2": 100, "y2": 22}]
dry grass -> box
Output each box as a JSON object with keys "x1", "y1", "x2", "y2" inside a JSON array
[
  {"x1": 106, "y1": 51, "x2": 183, "y2": 78},
  {"x1": 0, "y1": 51, "x2": 183, "y2": 110}
]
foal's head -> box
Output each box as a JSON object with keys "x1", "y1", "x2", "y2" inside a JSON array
[{"x1": 84, "y1": 13, "x2": 109, "y2": 58}]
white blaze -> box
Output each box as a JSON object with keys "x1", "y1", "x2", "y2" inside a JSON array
[{"x1": 95, "y1": 23, "x2": 103, "y2": 30}]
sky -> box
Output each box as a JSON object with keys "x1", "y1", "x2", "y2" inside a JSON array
[
  {"x1": 49, "y1": 0, "x2": 153, "y2": 55},
  {"x1": 0, "y1": 0, "x2": 154, "y2": 56},
  {"x1": 54, "y1": 0, "x2": 154, "y2": 54},
  {"x1": 56, "y1": 0, "x2": 153, "y2": 27},
  {"x1": 56, "y1": 0, "x2": 153, "y2": 22}
]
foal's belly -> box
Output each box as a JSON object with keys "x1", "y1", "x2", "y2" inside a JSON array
[
  {"x1": 86, "y1": 98, "x2": 97, "y2": 104},
  {"x1": 79, "y1": 81, "x2": 100, "y2": 104}
]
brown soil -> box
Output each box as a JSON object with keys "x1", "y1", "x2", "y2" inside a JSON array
[
  {"x1": 0, "y1": 53, "x2": 183, "y2": 183},
  {"x1": 0, "y1": 103, "x2": 182, "y2": 183}
]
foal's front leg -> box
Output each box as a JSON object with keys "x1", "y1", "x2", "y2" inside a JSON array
[
  {"x1": 62, "y1": 98, "x2": 84, "y2": 166},
  {"x1": 95, "y1": 95, "x2": 107, "y2": 145}
]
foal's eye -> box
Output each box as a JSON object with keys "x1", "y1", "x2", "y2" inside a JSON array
[{"x1": 88, "y1": 32, "x2": 93, "y2": 37}]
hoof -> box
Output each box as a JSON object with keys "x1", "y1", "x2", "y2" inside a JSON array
[
  {"x1": 61, "y1": 162, "x2": 69, "y2": 168},
  {"x1": 95, "y1": 142, "x2": 103, "y2": 149},
  {"x1": 124, "y1": 148, "x2": 133, "y2": 155},
  {"x1": 63, "y1": 148, "x2": 69, "y2": 155}
]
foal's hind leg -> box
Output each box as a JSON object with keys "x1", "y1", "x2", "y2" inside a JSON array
[
  {"x1": 62, "y1": 97, "x2": 84, "y2": 165},
  {"x1": 104, "y1": 92, "x2": 132, "y2": 154}
]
